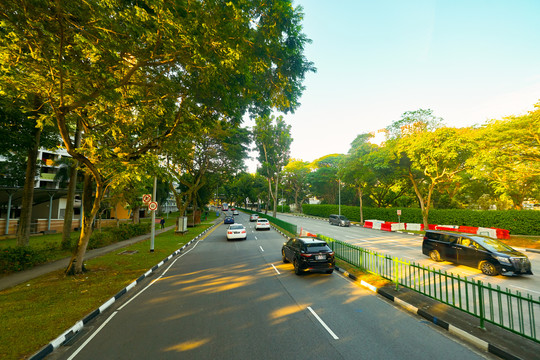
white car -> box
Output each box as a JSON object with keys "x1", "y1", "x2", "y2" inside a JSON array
[
  {"x1": 255, "y1": 218, "x2": 270, "y2": 231},
  {"x1": 227, "y1": 224, "x2": 247, "y2": 240}
]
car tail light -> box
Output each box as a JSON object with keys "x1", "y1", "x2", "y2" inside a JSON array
[
  {"x1": 227, "y1": 231, "x2": 232, "y2": 234},
  {"x1": 328, "y1": 252, "x2": 334, "y2": 256},
  {"x1": 300, "y1": 253, "x2": 312, "y2": 258},
  {"x1": 242, "y1": 230, "x2": 246, "y2": 233}
]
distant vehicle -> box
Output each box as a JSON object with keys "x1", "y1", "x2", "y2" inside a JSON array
[
  {"x1": 422, "y1": 230, "x2": 533, "y2": 276},
  {"x1": 231, "y1": 206, "x2": 236, "y2": 211},
  {"x1": 224, "y1": 216, "x2": 234, "y2": 224},
  {"x1": 282, "y1": 237, "x2": 335, "y2": 275},
  {"x1": 232, "y1": 210, "x2": 239, "y2": 215},
  {"x1": 250, "y1": 214, "x2": 259, "y2": 222},
  {"x1": 227, "y1": 224, "x2": 247, "y2": 240},
  {"x1": 255, "y1": 218, "x2": 270, "y2": 231},
  {"x1": 329, "y1": 214, "x2": 350, "y2": 227},
  {"x1": 222, "y1": 203, "x2": 229, "y2": 211}
]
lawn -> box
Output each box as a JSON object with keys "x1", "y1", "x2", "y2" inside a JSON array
[{"x1": 0, "y1": 214, "x2": 218, "y2": 360}]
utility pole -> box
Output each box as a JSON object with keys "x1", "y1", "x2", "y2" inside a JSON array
[{"x1": 338, "y1": 178, "x2": 341, "y2": 216}]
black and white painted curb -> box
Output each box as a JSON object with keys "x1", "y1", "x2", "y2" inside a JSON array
[
  {"x1": 335, "y1": 266, "x2": 521, "y2": 360},
  {"x1": 30, "y1": 221, "x2": 221, "y2": 360}
]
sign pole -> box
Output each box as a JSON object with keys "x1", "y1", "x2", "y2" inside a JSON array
[{"x1": 150, "y1": 176, "x2": 157, "y2": 252}]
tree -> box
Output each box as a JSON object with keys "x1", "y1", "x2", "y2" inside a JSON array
[
  {"x1": 283, "y1": 159, "x2": 311, "y2": 212},
  {"x1": 1, "y1": 0, "x2": 314, "y2": 274},
  {"x1": 0, "y1": 96, "x2": 59, "y2": 246},
  {"x1": 468, "y1": 104, "x2": 540, "y2": 209},
  {"x1": 339, "y1": 134, "x2": 377, "y2": 223},
  {"x1": 385, "y1": 108, "x2": 444, "y2": 139},
  {"x1": 307, "y1": 154, "x2": 344, "y2": 204},
  {"x1": 394, "y1": 127, "x2": 474, "y2": 227},
  {"x1": 164, "y1": 121, "x2": 250, "y2": 217},
  {"x1": 253, "y1": 115, "x2": 293, "y2": 217}
]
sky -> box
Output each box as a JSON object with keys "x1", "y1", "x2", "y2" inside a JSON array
[{"x1": 246, "y1": 0, "x2": 540, "y2": 172}]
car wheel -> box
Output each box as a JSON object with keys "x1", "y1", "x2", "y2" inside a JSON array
[
  {"x1": 326, "y1": 269, "x2": 334, "y2": 274},
  {"x1": 429, "y1": 250, "x2": 441, "y2": 262},
  {"x1": 282, "y1": 250, "x2": 289, "y2": 263},
  {"x1": 294, "y1": 260, "x2": 302, "y2": 275},
  {"x1": 480, "y1": 261, "x2": 499, "y2": 276}
]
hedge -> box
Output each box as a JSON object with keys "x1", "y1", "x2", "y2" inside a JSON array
[
  {"x1": 301, "y1": 204, "x2": 540, "y2": 236},
  {"x1": 0, "y1": 222, "x2": 152, "y2": 273}
]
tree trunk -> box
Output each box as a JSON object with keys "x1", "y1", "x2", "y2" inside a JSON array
[
  {"x1": 17, "y1": 123, "x2": 41, "y2": 246},
  {"x1": 61, "y1": 122, "x2": 82, "y2": 249},
  {"x1": 132, "y1": 205, "x2": 140, "y2": 224},
  {"x1": 358, "y1": 186, "x2": 364, "y2": 225},
  {"x1": 65, "y1": 173, "x2": 103, "y2": 275}
]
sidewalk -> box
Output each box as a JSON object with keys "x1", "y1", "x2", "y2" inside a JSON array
[{"x1": 0, "y1": 225, "x2": 177, "y2": 291}]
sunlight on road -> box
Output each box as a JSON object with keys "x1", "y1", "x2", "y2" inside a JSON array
[
  {"x1": 269, "y1": 304, "x2": 310, "y2": 326},
  {"x1": 163, "y1": 338, "x2": 211, "y2": 352}
]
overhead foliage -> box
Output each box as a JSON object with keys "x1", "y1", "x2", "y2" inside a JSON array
[{"x1": 0, "y1": 0, "x2": 314, "y2": 273}]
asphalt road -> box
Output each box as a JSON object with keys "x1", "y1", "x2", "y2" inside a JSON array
[
  {"x1": 277, "y1": 213, "x2": 540, "y2": 299},
  {"x1": 49, "y1": 212, "x2": 491, "y2": 359}
]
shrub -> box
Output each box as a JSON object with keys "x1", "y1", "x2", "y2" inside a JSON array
[{"x1": 0, "y1": 246, "x2": 48, "y2": 273}]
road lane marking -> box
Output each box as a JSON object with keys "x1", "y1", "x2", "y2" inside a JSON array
[
  {"x1": 271, "y1": 264, "x2": 281, "y2": 274},
  {"x1": 259, "y1": 246, "x2": 264, "y2": 252},
  {"x1": 307, "y1": 306, "x2": 339, "y2": 340},
  {"x1": 67, "y1": 311, "x2": 118, "y2": 360}
]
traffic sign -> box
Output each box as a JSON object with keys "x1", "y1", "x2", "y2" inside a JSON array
[
  {"x1": 142, "y1": 194, "x2": 152, "y2": 204},
  {"x1": 148, "y1": 201, "x2": 158, "y2": 211}
]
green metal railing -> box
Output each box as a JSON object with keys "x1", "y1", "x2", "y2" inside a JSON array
[
  {"x1": 319, "y1": 234, "x2": 540, "y2": 343},
  {"x1": 240, "y1": 208, "x2": 298, "y2": 236}
]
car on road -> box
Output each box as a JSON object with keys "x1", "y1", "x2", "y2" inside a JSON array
[
  {"x1": 224, "y1": 216, "x2": 234, "y2": 224},
  {"x1": 422, "y1": 230, "x2": 533, "y2": 276},
  {"x1": 250, "y1": 214, "x2": 259, "y2": 222},
  {"x1": 255, "y1": 218, "x2": 270, "y2": 230},
  {"x1": 226, "y1": 224, "x2": 247, "y2": 240},
  {"x1": 329, "y1": 214, "x2": 350, "y2": 227},
  {"x1": 282, "y1": 237, "x2": 335, "y2": 275},
  {"x1": 232, "y1": 210, "x2": 239, "y2": 215}
]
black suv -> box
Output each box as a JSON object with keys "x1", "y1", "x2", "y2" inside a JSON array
[
  {"x1": 282, "y1": 237, "x2": 335, "y2": 275},
  {"x1": 422, "y1": 230, "x2": 532, "y2": 276}
]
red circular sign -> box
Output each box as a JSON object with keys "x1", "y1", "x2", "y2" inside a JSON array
[
  {"x1": 148, "y1": 201, "x2": 158, "y2": 211},
  {"x1": 142, "y1": 194, "x2": 152, "y2": 204}
]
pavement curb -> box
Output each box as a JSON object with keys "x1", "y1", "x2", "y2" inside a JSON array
[
  {"x1": 29, "y1": 221, "x2": 222, "y2": 360},
  {"x1": 333, "y1": 265, "x2": 522, "y2": 360}
]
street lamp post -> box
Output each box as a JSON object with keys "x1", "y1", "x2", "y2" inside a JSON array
[{"x1": 338, "y1": 178, "x2": 341, "y2": 216}]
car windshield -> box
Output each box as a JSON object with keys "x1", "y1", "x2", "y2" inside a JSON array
[
  {"x1": 305, "y1": 243, "x2": 331, "y2": 253},
  {"x1": 339, "y1": 216, "x2": 347, "y2": 220},
  {"x1": 470, "y1": 236, "x2": 515, "y2": 252},
  {"x1": 230, "y1": 225, "x2": 244, "y2": 230},
  {"x1": 258, "y1": 219, "x2": 268, "y2": 223}
]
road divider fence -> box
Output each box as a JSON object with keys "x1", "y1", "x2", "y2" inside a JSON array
[{"x1": 318, "y1": 234, "x2": 540, "y2": 344}]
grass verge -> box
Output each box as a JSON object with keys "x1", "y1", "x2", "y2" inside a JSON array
[
  {"x1": 0, "y1": 218, "x2": 218, "y2": 360},
  {"x1": 335, "y1": 258, "x2": 391, "y2": 288}
]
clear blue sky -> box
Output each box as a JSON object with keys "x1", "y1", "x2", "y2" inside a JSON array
[{"x1": 247, "y1": 0, "x2": 540, "y2": 169}]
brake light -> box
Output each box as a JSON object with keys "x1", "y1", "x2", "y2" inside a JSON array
[
  {"x1": 328, "y1": 252, "x2": 334, "y2": 256},
  {"x1": 241, "y1": 230, "x2": 246, "y2": 233},
  {"x1": 300, "y1": 253, "x2": 312, "y2": 258},
  {"x1": 227, "y1": 231, "x2": 232, "y2": 234}
]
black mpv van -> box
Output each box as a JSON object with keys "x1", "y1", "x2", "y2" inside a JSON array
[{"x1": 422, "y1": 230, "x2": 532, "y2": 276}]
